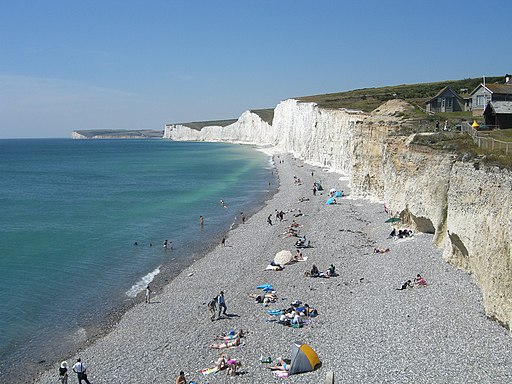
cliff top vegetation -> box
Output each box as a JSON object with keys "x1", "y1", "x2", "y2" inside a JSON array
[
  {"x1": 295, "y1": 76, "x2": 503, "y2": 116},
  {"x1": 411, "y1": 132, "x2": 512, "y2": 170},
  {"x1": 74, "y1": 129, "x2": 164, "y2": 138}
]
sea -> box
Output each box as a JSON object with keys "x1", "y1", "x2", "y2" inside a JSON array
[{"x1": 0, "y1": 138, "x2": 276, "y2": 381}]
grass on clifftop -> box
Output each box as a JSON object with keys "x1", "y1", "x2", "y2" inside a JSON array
[
  {"x1": 411, "y1": 132, "x2": 512, "y2": 170},
  {"x1": 296, "y1": 76, "x2": 503, "y2": 115}
]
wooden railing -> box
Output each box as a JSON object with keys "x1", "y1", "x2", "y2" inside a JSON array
[{"x1": 462, "y1": 122, "x2": 511, "y2": 155}]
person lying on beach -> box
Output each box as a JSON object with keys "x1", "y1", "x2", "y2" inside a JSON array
[
  {"x1": 414, "y1": 274, "x2": 427, "y2": 286},
  {"x1": 298, "y1": 197, "x2": 309, "y2": 202},
  {"x1": 209, "y1": 335, "x2": 241, "y2": 349},
  {"x1": 374, "y1": 247, "x2": 390, "y2": 254},
  {"x1": 293, "y1": 209, "x2": 303, "y2": 217},
  {"x1": 215, "y1": 330, "x2": 244, "y2": 340},
  {"x1": 294, "y1": 249, "x2": 304, "y2": 261},
  {"x1": 388, "y1": 228, "x2": 397, "y2": 238},
  {"x1": 280, "y1": 228, "x2": 299, "y2": 238},
  {"x1": 397, "y1": 229, "x2": 413, "y2": 238},
  {"x1": 268, "y1": 357, "x2": 289, "y2": 371},
  {"x1": 289, "y1": 220, "x2": 302, "y2": 228},
  {"x1": 397, "y1": 280, "x2": 413, "y2": 290}
]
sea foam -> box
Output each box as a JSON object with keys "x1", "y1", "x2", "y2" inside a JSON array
[{"x1": 125, "y1": 267, "x2": 161, "y2": 298}]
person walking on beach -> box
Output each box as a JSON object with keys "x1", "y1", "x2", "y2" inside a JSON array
[
  {"x1": 59, "y1": 361, "x2": 69, "y2": 384},
  {"x1": 145, "y1": 285, "x2": 152, "y2": 304},
  {"x1": 241, "y1": 212, "x2": 246, "y2": 224},
  {"x1": 217, "y1": 291, "x2": 227, "y2": 319},
  {"x1": 267, "y1": 214, "x2": 273, "y2": 226},
  {"x1": 221, "y1": 236, "x2": 226, "y2": 246},
  {"x1": 208, "y1": 296, "x2": 217, "y2": 321},
  {"x1": 176, "y1": 370, "x2": 187, "y2": 384},
  {"x1": 72, "y1": 358, "x2": 91, "y2": 384}
]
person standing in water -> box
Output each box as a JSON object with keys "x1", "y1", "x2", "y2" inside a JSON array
[{"x1": 200, "y1": 215, "x2": 204, "y2": 227}]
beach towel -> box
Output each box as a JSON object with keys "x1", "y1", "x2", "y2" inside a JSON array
[
  {"x1": 273, "y1": 371, "x2": 289, "y2": 378},
  {"x1": 257, "y1": 284, "x2": 273, "y2": 290},
  {"x1": 200, "y1": 367, "x2": 219, "y2": 375},
  {"x1": 267, "y1": 309, "x2": 283, "y2": 316},
  {"x1": 265, "y1": 265, "x2": 283, "y2": 271}
]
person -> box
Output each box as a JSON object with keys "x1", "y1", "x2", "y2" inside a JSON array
[
  {"x1": 267, "y1": 214, "x2": 273, "y2": 226},
  {"x1": 415, "y1": 274, "x2": 427, "y2": 286},
  {"x1": 208, "y1": 296, "x2": 217, "y2": 321},
  {"x1": 215, "y1": 353, "x2": 227, "y2": 370},
  {"x1": 295, "y1": 249, "x2": 303, "y2": 261},
  {"x1": 443, "y1": 119, "x2": 449, "y2": 131},
  {"x1": 217, "y1": 291, "x2": 227, "y2": 319},
  {"x1": 72, "y1": 358, "x2": 91, "y2": 384},
  {"x1": 327, "y1": 264, "x2": 336, "y2": 276},
  {"x1": 134, "y1": 241, "x2": 138, "y2": 246},
  {"x1": 209, "y1": 335, "x2": 241, "y2": 349},
  {"x1": 163, "y1": 239, "x2": 168, "y2": 249},
  {"x1": 435, "y1": 120, "x2": 440, "y2": 131},
  {"x1": 200, "y1": 215, "x2": 204, "y2": 226},
  {"x1": 145, "y1": 285, "x2": 152, "y2": 304},
  {"x1": 397, "y1": 280, "x2": 413, "y2": 290},
  {"x1": 59, "y1": 361, "x2": 68, "y2": 384},
  {"x1": 221, "y1": 236, "x2": 226, "y2": 246},
  {"x1": 176, "y1": 370, "x2": 186, "y2": 384},
  {"x1": 226, "y1": 358, "x2": 240, "y2": 376},
  {"x1": 310, "y1": 264, "x2": 319, "y2": 277},
  {"x1": 241, "y1": 212, "x2": 246, "y2": 224},
  {"x1": 269, "y1": 357, "x2": 289, "y2": 371},
  {"x1": 312, "y1": 184, "x2": 317, "y2": 195},
  {"x1": 389, "y1": 228, "x2": 396, "y2": 238}
]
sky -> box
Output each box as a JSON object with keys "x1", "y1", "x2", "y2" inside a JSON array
[{"x1": 1, "y1": 0, "x2": 511, "y2": 138}]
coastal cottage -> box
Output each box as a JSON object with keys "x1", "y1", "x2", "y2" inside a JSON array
[
  {"x1": 425, "y1": 86, "x2": 465, "y2": 113},
  {"x1": 469, "y1": 76, "x2": 512, "y2": 115},
  {"x1": 483, "y1": 101, "x2": 512, "y2": 129}
]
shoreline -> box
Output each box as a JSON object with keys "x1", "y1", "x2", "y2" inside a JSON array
[{"x1": 34, "y1": 150, "x2": 512, "y2": 383}]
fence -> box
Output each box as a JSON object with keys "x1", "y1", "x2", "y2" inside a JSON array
[{"x1": 461, "y1": 122, "x2": 512, "y2": 155}]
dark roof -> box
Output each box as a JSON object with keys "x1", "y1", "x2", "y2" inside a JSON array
[
  {"x1": 470, "y1": 83, "x2": 512, "y2": 96},
  {"x1": 425, "y1": 86, "x2": 464, "y2": 104}
]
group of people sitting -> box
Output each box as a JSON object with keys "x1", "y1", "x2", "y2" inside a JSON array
[
  {"x1": 295, "y1": 236, "x2": 310, "y2": 248},
  {"x1": 213, "y1": 351, "x2": 241, "y2": 376},
  {"x1": 276, "y1": 301, "x2": 319, "y2": 327},
  {"x1": 389, "y1": 228, "x2": 413, "y2": 239},
  {"x1": 397, "y1": 274, "x2": 428, "y2": 290},
  {"x1": 304, "y1": 264, "x2": 337, "y2": 278},
  {"x1": 251, "y1": 291, "x2": 278, "y2": 306}
]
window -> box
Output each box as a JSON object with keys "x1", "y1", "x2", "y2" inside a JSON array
[{"x1": 476, "y1": 95, "x2": 485, "y2": 107}]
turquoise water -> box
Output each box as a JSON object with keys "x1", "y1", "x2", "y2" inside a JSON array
[{"x1": 0, "y1": 139, "x2": 274, "y2": 379}]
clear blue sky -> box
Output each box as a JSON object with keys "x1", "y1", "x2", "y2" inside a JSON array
[{"x1": 1, "y1": 0, "x2": 510, "y2": 138}]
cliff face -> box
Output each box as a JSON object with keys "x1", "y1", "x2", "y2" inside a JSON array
[{"x1": 164, "y1": 99, "x2": 512, "y2": 329}]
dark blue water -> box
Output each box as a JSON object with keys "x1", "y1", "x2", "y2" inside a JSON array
[{"x1": 0, "y1": 139, "x2": 275, "y2": 379}]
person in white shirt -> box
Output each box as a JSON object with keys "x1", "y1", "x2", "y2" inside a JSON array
[{"x1": 72, "y1": 358, "x2": 91, "y2": 384}]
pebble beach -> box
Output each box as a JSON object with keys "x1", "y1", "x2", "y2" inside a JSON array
[{"x1": 34, "y1": 151, "x2": 512, "y2": 384}]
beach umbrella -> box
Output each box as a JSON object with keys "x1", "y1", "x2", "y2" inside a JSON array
[
  {"x1": 274, "y1": 250, "x2": 293, "y2": 265},
  {"x1": 289, "y1": 342, "x2": 321, "y2": 375},
  {"x1": 385, "y1": 217, "x2": 401, "y2": 223},
  {"x1": 326, "y1": 198, "x2": 335, "y2": 205}
]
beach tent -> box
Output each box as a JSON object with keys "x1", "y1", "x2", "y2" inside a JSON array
[
  {"x1": 326, "y1": 198, "x2": 335, "y2": 205},
  {"x1": 289, "y1": 342, "x2": 321, "y2": 375},
  {"x1": 274, "y1": 250, "x2": 293, "y2": 265}
]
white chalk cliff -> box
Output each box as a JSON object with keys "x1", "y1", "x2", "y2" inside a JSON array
[{"x1": 164, "y1": 98, "x2": 512, "y2": 330}]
